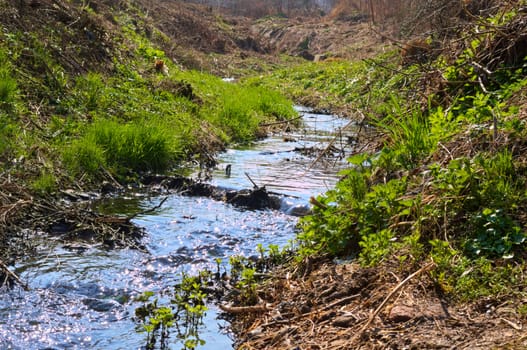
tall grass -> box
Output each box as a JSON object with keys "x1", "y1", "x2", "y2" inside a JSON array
[
  {"x1": 63, "y1": 119, "x2": 174, "y2": 178},
  {"x1": 0, "y1": 50, "x2": 19, "y2": 161},
  {"x1": 374, "y1": 97, "x2": 436, "y2": 170},
  {"x1": 207, "y1": 85, "x2": 296, "y2": 142}
]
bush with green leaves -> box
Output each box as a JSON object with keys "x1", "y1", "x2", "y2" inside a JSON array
[
  {"x1": 297, "y1": 160, "x2": 409, "y2": 260},
  {"x1": 292, "y1": 4, "x2": 527, "y2": 302}
]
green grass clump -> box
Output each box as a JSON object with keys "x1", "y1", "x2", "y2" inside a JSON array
[
  {"x1": 207, "y1": 85, "x2": 296, "y2": 142},
  {"x1": 31, "y1": 172, "x2": 58, "y2": 195},
  {"x1": 63, "y1": 135, "x2": 107, "y2": 177},
  {"x1": 0, "y1": 68, "x2": 18, "y2": 114},
  {"x1": 63, "y1": 119, "x2": 174, "y2": 178},
  {"x1": 0, "y1": 49, "x2": 20, "y2": 163}
]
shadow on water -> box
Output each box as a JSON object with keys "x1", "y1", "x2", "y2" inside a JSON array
[{"x1": 0, "y1": 108, "x2": 357, "y2": 349}]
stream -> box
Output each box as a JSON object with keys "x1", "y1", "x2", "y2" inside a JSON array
[{"x1": 0, "y1": 107, "x2": 356, "y2": 349}]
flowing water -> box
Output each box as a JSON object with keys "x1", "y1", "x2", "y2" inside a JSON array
[{"x1": 0, "y1": 108, "x2": 356, "y2": 349}]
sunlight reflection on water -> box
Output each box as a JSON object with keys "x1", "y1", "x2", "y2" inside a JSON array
[{"x1": 0, "y1": 109, "x2": 354, "y2": 349}]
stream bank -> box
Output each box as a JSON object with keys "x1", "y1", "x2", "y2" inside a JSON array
[
  {"x1": 0, "y1": 108, "x2": 355, "y2": 349},
  {"x1": 225, "y1": 257, "x2": 527, "y2": 349}
]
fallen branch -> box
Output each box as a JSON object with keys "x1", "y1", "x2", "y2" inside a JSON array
[
  {"x1": 219, "y1": 303, "x2": 270, "y2": 314},
  {"x1": 245, "y1": 172, "x2": 260, "y2": 189},
  {"x1": 256, "y1": 293, "x2": 361, "y2": 330},
  {"x1": 101, "y1": 166, "x2": 124, "y2": 190},
  {"x1": 320, "y1": 293, "x2": 361, "y2": 312},
  {"x1": 309, "y1": 196, "x2": 327, "y2": 210},
  {"x1": 126, "y1": 196, "x2": 169, "y2": 220},
  {"x1": 500, "y1": 317, "x2": 523, "y2": 331},
  {"x1": 0, "y1": 259, "x2": 29, "y2": 291},
  {"x1": 259, "y1": 115, "x2": 303, "y2": 127}
]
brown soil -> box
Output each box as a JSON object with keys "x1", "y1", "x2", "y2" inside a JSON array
[
  {"x1": 250, "y1": 16, "x2": 382, "y2": 61},
  {"x1": 135, "y1": 0, "x2": 385, "y2": 75},
  {"x1": 224, "y1": 258, "x2": 527, "y2": 349}
]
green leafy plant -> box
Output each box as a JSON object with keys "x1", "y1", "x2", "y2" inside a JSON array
[
  {"x1": 359, "y1": 228, "x2": 394, "y2": 266},
  {"x1": 134, "y1": 273, "x2": 208, "y2": 350},
  {"x1": 236, "y1": 267, "x2": 258, "y2": 305},
  {"x1": 465, "y1": 208, "x2": 525, "y2": 258}
]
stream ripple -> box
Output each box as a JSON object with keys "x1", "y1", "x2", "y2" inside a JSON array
[{"x1": 0, "y1": 108, "x2": 355, "y2": 349}]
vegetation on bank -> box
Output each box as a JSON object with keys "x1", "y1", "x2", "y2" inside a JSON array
[
  {"x1": 2, "y1": 0, "x2": 527, "y2": 347},
  {"x1": 0, "y1": 0, "x2": 297, "y2": 192},
  {"x1": 128, "y1": 6, "x2": 527, "y2": 345},
  {"x1": 248, "y1": 3, "x2": 527, "y2": 302}
]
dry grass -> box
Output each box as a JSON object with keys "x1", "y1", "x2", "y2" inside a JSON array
[{"x1": 226, "y1": 258, "x2": 526, "y2": 349}]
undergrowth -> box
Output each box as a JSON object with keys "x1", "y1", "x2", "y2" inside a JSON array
[{"x1": 288, "y1": 4, "x2": 527, "y2": 302}]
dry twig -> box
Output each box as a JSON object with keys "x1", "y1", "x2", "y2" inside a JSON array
[
  {"x1": 219, "y1": 303, "x2": 270, "y2": 314},
  {"x1": 0, "y1": 259, "x2": 29, "y2": 291},
  {"x1": 352, "y1": 261, "x2": 436, "y2": 342}
]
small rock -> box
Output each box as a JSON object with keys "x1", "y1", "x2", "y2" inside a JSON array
[
  {"x1": 101, "y1": 181, "x2": 117, "y2": 194},
  {"x1": 332, "y1": 314, "x2": 356, "y2": 328},
  {"x1": 82, "y1": 298, "x2": 121, "y2": 312},
  {"x1": 388, "y1": 300, "x2": 449, "y2": 323},
  {"x1": 388, "y1": 305, "x2": 415, "y2": 322},
  {"x1": 298, "y1": 304, "x2": 311, "y2": 314}
]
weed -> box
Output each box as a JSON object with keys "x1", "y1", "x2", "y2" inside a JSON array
[
  {"x1": 74, "y1": 73, "x2": 107, "y2": 112},
  {"x1": 62, "y1": 119, "x2": 174, "y2": 179},
  {"x1": 237, "y1": 267, "x2": 258, "y2": 305},
  {"x1": 134, "y1": 273, "x2": 208, "y2": 350},
  {"x1": 518, "y1": 303, "x2": 527, "y2": 318},
  {"x1": 359, "y1": 228, "x2": 394, "y2": 266},
  {"x1": 0, "y1": 64, "x2": 18, "y2": 114},
  {"x1": 465, "y1": 208, "x2": 525, "y2": 259},
  {"x1": 373, "y1": 96, "x2": 437, "y2": 170},
  {"x1": 31, "y1": 172, "x2": 57, "y2": 195},
  {"x1": 62, "y1": 136, "x2": 106, "y2": 178}
]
